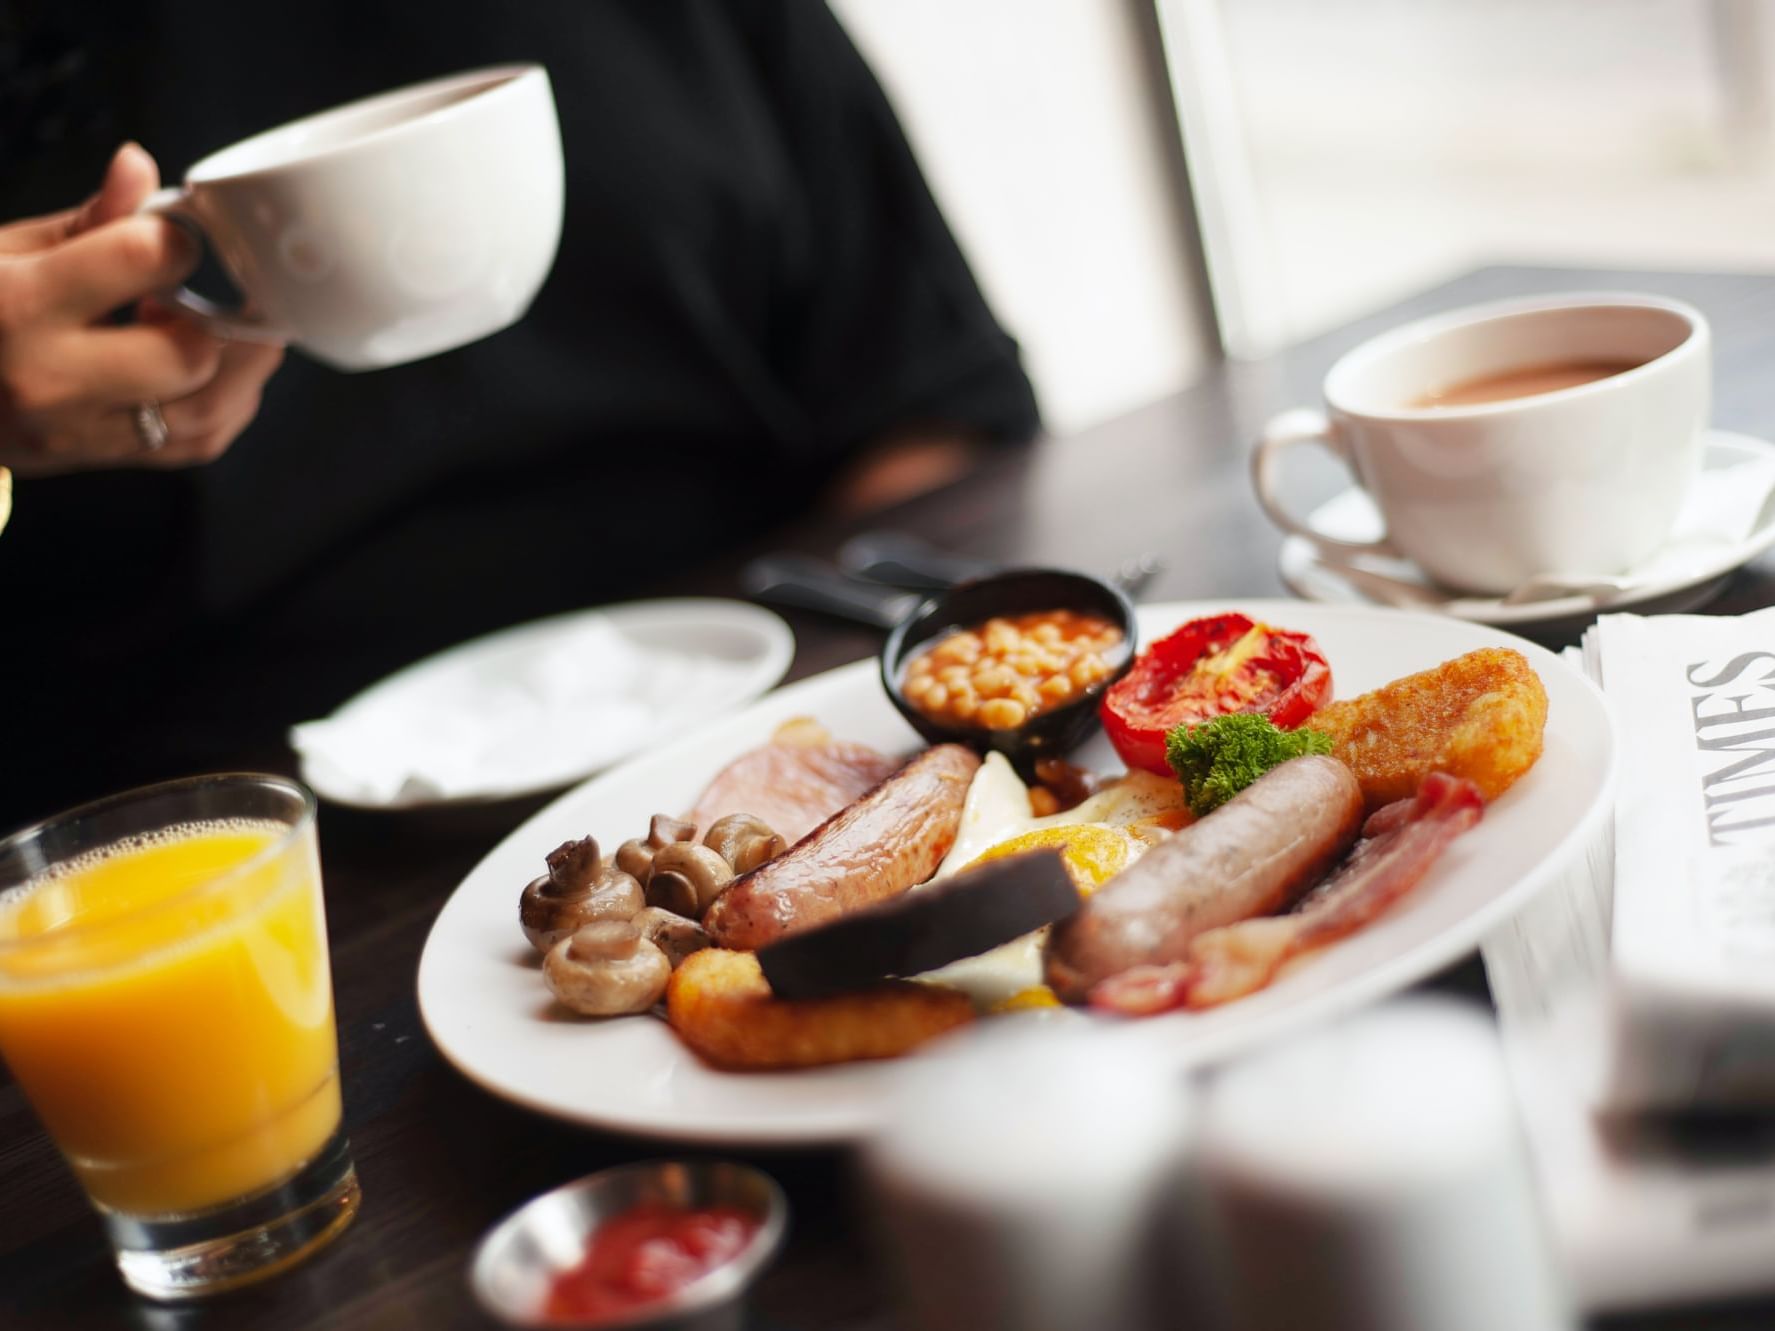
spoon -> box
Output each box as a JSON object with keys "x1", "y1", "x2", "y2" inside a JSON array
[
  {"x1": 1497, "y1": 571, "x2": 1642, "y2": 606},
  {"x1": 1321, "y1": 558, "x2": 1649, "y2": 611}
]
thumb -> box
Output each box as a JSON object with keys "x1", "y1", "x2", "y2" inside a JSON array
[{"x1": 72, "y1": 143, "x2": 163, "y2": 233}]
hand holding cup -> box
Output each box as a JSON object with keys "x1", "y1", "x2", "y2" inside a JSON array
[{"x1": 0, "y1": 144, "x2": 284, "y2": 476}]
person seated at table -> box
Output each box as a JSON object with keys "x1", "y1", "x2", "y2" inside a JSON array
[{"x1": 0, "y1": 1, "x2": 1039, "y2": 825}]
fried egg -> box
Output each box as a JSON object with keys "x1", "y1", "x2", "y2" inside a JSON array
[{"x1": 917, "y1": 753, "x2": 1191, "y2": 1009}]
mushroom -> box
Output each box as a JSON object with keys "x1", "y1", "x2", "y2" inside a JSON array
[
  {"x1": 519, "y1": 836, "x2": 644, "y2": 953},
  {"x1": 542, "y1": 920, "x2": 671, "y2": 1017},
  {"x1": 645, "y1": 842, "x2": 734, "y2": 919},
  {"x1": 615, "y1": 813, "x2": 697, "y2": 888},
  {"x1": 702, "y1": 813, "x2": 786, "y2": 875},
  {"x1": 634, "y1": 906, "x2": 712, "y2": 969}
]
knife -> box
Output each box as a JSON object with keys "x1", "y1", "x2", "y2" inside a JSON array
[
  {"x1": 836, "y1": 531, "x2": 999, "y2": 590},
  {"x1": 740, "y1": 554, "x2": 924, "y2": 630}
]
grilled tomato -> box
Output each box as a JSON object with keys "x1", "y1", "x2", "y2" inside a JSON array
[{"x1": 1100, "y1": 612, "x2": 1332, "y2": 774}]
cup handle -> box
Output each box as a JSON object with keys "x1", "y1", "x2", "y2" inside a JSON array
[
  {"x1": 137, "y1": 187, "x2": 290, "y2": 343},
  {"x1": 1251, "y1": 407, "x2": 1399, "y2": 561}
]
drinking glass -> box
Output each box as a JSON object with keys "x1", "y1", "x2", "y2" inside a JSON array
[{"x1": 0, "y1": 773, "x2": 358, "y2": 1299}]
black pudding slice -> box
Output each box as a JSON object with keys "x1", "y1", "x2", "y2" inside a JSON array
[{"x1": 757, "y1": 849, "x2": 1081, "y2": 1000}]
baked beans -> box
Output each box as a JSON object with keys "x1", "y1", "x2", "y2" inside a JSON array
[{"x1": 902, "y1": 609, "x2": 1123, "y2": 730}]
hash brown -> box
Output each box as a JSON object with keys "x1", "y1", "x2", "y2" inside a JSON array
[
  {"x1": 666, "y1": 947, "x2": 973, "y2": 1071},
  {"x1": 1310, "y1": 647, "x2": 1547, "y2": 809}
]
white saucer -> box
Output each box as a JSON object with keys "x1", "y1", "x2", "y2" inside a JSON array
[
  {"x1": 1278, "y1": 431, "x2": 1775, "y2": 628},
  {"x1": 292, "y1": 599, "x2": 794, "y2": 810}
]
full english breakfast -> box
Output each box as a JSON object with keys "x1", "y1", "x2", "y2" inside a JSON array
[{"x1": 511, "y1": 608, "x2": 1549, "y2": 1072}]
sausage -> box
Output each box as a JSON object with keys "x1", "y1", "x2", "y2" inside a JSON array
[
  {"x1": 702, "y1": 743, "x2": 982, "y2": 951},
  {"x1": 1043, "y1": 754, "x2": 1363, "y2": 1003}
]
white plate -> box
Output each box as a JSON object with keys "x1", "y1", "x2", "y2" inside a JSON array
[
  {"x1": 1279, "y1": 430, "x2": 1775, "y2": 627},
  {"x1": 297, "y1": 599, "x2": 794, "y2": 810},
  {"x1": 417, "y1": 600, "x2": 1616, "y2": 1144}
]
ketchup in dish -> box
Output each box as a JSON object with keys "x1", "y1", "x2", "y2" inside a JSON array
[{"x1": 544, "y1": 1202, "x2": 760, "y2": 1322}]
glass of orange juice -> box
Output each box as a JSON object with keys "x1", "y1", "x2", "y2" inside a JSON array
[{"x1": 0, "y1": 773, "x2": 358, "y2": 1299}]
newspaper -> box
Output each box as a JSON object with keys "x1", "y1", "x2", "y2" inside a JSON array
[{"x1": 1483, "y1": 605, "x2": 1775, "y2": 1310}]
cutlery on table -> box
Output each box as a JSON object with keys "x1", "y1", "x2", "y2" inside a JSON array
[
  {"x1": 1497, "y1": 571, "x2": 1641, "y2": 606},
  {"x1": 745, "y1": 540, "x2": 1163, "y2": 630},
  {"x1": 837, "y1": 530, "x2": 997, "y2": 590},
  {"x1": 840, "y1": 530, "x2": 1164, "y2": 601},
  {"x1": 1107, "y1": 551, "x2": 1164, "y2": 601},
  {"x1": 741, "y1": 554, "x2": 922, "y2": 630},
  {"x1": 839, "y1": 530, "x2": 1163, "y2": 600},
  {"x1": 1323, "y1": 557, "x2": 1649, "y2": 611}
]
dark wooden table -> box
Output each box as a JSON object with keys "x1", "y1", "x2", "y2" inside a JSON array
[{"x1": 8, "y1": 265, "x2": 1775, "y2": 1329}]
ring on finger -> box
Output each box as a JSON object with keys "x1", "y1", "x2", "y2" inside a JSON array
[{"x1": 131, "y1": 401, "x2": 169, "y2": 453}]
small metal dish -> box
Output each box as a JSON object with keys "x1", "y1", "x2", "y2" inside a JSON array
[
  {"x1": 470, "y1": 1160, "x2": 788, "y2": 1330},
  {"x1": 880, "y1": 567, "x2": 1138, "y2": 774}
]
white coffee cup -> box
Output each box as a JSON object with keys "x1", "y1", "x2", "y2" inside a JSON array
[
  {"x1": 1252, "y1": 293, "x2": 1709, "y2": 595},
  {"x1": 141, "y1": 64, "x2": 564, "y2": 371}
]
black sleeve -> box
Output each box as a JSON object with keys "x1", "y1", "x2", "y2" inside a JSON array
[{"x1": 724, "y1": 0, "x2": 1043, "y2": 454}]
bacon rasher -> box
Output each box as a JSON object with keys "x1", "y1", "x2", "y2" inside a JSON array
[
  {"x1": 1090, "y1": 772, "x2": 1484, "y2": 1016},
  {"x1": 687, "y1": 718, "x2": 897, "y2": 848}
]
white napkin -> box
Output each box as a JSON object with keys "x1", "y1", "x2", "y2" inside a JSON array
[{"x1": 290, "y1": 615, "x2": 756, "y2": 805}]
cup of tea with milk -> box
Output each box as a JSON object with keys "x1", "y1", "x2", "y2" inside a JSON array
[
  {"x1": 1252, "y1": 294, "x2": 1710, "y2": 595},
  {"x1": 141, "y1": 63, "x2": 564, "y2": 370}
]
